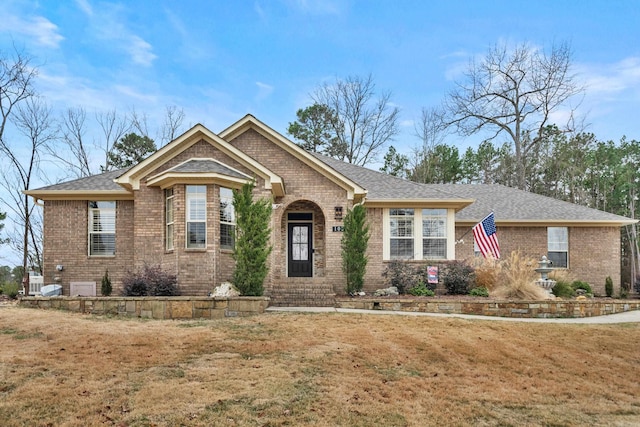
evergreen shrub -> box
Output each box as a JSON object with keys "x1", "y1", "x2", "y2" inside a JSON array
[
  {"x1": 552, "y1": 280, "x2": 575, "y2": 299},
  {"x1": 442, "y1": 261, "x2": 476, "y2": 295},
  {"x1": 605, "y1": 276, "x2": 614, "y2": 297}
]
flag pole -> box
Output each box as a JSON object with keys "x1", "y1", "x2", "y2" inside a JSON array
[{"x1": 455, "y1": 211, "x2": 494, "y2": 244}]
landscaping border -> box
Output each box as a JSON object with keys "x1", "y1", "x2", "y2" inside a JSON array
[
  {"x1": 335, "y1": 297, "x2": 640, "y2": 318},
  {"x1": 19, "y1": 296, "x2": 270, "y2": 319}
]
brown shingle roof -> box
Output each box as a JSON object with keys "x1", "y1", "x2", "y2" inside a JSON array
[
  {"x1": 309, "y1": 152, "x2": 465, "y2": 201},
  {"x1": 429, "y1": 184, "x2": 635, "y2": 223},
  {"x1": 28, "y1": 152, "x2": 636, "y2": 224},
  {"x1": 32, "y1": 168, "x2": 129, "y2": 192},
  {"x1": 168, "y1": 159, "x2": 248, "y2": 179}
]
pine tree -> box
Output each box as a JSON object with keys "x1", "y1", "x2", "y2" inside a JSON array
[
  {"x1": 232, "y1": 182, "x2": 272, "y2": 296},
  {"x1": 341, "y1": 204, "x2": 370, "y2": 294}
]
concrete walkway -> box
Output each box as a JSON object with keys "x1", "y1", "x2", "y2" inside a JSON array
[{"x1": 266, "y1": 306, "x2": 640, "y2": 324}]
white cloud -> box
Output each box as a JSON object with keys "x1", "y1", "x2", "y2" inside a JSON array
[
  {"x1": 284, "y1": 0, "x2": 342, "y2": 15},
  {"x1": 28, "y1": 16, "x2": 64, "y2": 48},
  {"x1": 127, "y1": 36, "x2": 157, "y2": 67},
  {"x1": 0, "y1": 12, "x2": 64, "y2": 48},
  {"x1": 114, "y1": 84, "x2": 158, "y2": 104},
  {"x1": 256, "y1": 81, "x2": 274, "y2": 100},
  {"x1": 580, "y1": 56, "x2": 640, "y2": 95},
  {"x1": 79, "y1": 2, "x2": 157, "y2": 67},
  {"x1": 74, "y1": 0, "x2": 93, "y2": 17}
]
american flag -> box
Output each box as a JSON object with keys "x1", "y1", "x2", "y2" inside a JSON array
[{"x1": 473, "y1": 212, "x2": 500, "y2": 259}]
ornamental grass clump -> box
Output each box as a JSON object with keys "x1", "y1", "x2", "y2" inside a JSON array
[
  {"x1": 491, "y1": 251, "x2": 550, "y2": 300},
  {"x1": 472, "y1": 256, "x2": 500, "y2": 290}
]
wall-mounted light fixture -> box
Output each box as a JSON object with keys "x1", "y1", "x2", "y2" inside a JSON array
[
  {"x1": 334, "y1": 206, "x2": 343, "y2": 221},
  {"x1": 56, "y1": 264, "x2": 64, "y2": 271}
]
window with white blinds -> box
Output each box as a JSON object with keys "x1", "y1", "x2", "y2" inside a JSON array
[{"x1": 88, "y1": 201, "x2": 116, "y2": 256}]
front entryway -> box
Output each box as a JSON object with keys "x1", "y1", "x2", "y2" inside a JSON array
[{"x1": 288, "y1": 223, "x2": 312, "y2": 277}]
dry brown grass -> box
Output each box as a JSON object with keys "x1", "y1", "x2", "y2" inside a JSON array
[{"x1": 1, "y1": 306, "x2": 639, "y2": 426}]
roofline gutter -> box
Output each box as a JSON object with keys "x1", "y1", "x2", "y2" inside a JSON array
[{"x1": 455, "y1": 219, "x2": 639, "y2": 227}]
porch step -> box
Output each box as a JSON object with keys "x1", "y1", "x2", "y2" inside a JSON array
[{"x1": 268, "y1": 281, "x2": 336, "y2": 307}]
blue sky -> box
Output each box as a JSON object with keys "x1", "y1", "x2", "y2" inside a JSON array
[
  {"x1": 0, "y1": 0, "x2": 640, "y2": 263},
  {"x1": 2, "y1": 0, "x2": 640, "y2": 152}
]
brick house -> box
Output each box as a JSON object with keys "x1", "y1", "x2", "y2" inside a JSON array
[{"x1": 26, "y1": 115, "x2": 636, "y2": 305}]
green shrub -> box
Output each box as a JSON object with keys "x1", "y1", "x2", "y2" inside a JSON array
[
  {"x1": 121, "y1": 275, "x2": 147, "y2": 296},
  {"x1": 101, "y1": 269, "x2": 112, "y2": 296},
  {"x1": 121, "y1": 265, "x2": 179, "y2": 296},
  {"x1": 342, "y1": 204, "x2": 370, "y2": 295},
  {"x1": 469, "y1": 286, "x2": 489, "y2": 297},
  {"x1": 232, "y1": 182, "x2": 272, "y2": 296},
  {"x1": 408, "y1": 282, "x2": 435, "y2": 297},
  {"x1": 382, "y1": 261, "x2": 419, "y2": 295},
  {"x1": 442, "y1": 261, "x2": 475, "y2": 295},
  {"x1": 571, "y1": 280, "x2": 592, "y2": 294},
  {"x1": 620, "y1": 287, "x2": 629, "y2": 299},
  {"x1": 605, "y1": 276, "x2": 613, "y2": 297},
  {"x1": 1, "y1": 282, "x2": 20, "y2": 299},
  {"x1": 552, "y1": 280, "x2": 575, "y2": 299}
]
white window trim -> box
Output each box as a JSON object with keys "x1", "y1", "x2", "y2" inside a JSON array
[
  {"x1": 383, "y1": 208, "x2": 455, "y2": 261},
  {"x1": 88, "y1": 201, "x2": 116, "y2": 257},
  {"x1": 422, "y1": 209, "x2": 449, "y2": 260},
  {"x1": 548, "y1": 226, "x2": 569, "y2": 268},
  {"x1": 186, "y1": 185, "x2": 207, "y2": 249},
  {"x1": 165, "y1": 188, "x2": 174, "y2": 251},
  {"x1": 219, "y1": 187, "x2": 235, "y2": 250}
]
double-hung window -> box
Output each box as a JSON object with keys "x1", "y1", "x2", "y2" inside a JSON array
[
  {"x1": 422, "y1": 209, "x2": 447, "y2": 259},
  {"x1": 548, "y1": 227, "x2": 568, "y2": 268},
  {"x1": 390, "y1": 209, "x2": 415, "y2": 259},
  {"x1": 165, "y1": 188, "x2": 174, "y2": 251},
  {"x1": 186, "y1": 185, "x2": 206, "y2": 249},
  {"x1": 386, "y1": 208, "x2": 450, "y2": 260},
  {"x1": 220, "y1": 187, "x2": 235, "y2": 250},
  {"x1": 89, "y1": 201, "x2": 116, "y2": 256}
]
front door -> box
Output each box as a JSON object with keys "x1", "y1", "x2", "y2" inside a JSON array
[{"x1": 288, "y1": 223, "x2": 313, "y2": 277}]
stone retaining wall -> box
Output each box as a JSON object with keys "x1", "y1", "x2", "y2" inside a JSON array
[
  {"x1": 19, "y1": 296, "x2": 270, "y2": 319},
  {"x1": 335, "y1": 298, "x2": 640, "y2": 318}
]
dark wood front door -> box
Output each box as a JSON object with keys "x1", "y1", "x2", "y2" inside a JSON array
[{"x1": 288, "y1": 223, "x2": 312, "y2": 277}]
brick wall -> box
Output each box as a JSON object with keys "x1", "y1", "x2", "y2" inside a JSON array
[
  {"x1": 229, "y1": 129, "x2": 351, "y2": 297},
  {"x1": 43, "y1": 200, "x2": 134, "y2": 295},
  {"x1": 41, "y1": 128, "x2": 626, "y2": 299},
  {"x1": 361, "y1": 218, "x2": 623, "y2": 296}
]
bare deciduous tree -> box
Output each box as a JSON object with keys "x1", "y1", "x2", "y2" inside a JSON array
[
  {"x1": 0, "y1": 97, "x2": 54, "y2": 276},
  {"x1": 0, "y1": 47, "x2": 37, "y2": 144},
  {"x1": 0, "y1": 48, "x2": 39, "y2": 279},
  {"x1": 96, "y1": 109, "x2": 130, "y2": 172},
  {"x1": 445, "y1": 42, "x2": 583, "y2": 190},
  {"x1": 47, "y1": 107, "x2": 93, "y2": 178},
  {"x1": 411, "y1": 106, "x2": 448, "y2": 183},
  {"x1": 312, "y1": 74, "x2": 399, "y2": 166},
  {"x1": 160, "y1": 105, "x2": 186, "y2": 146}
]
